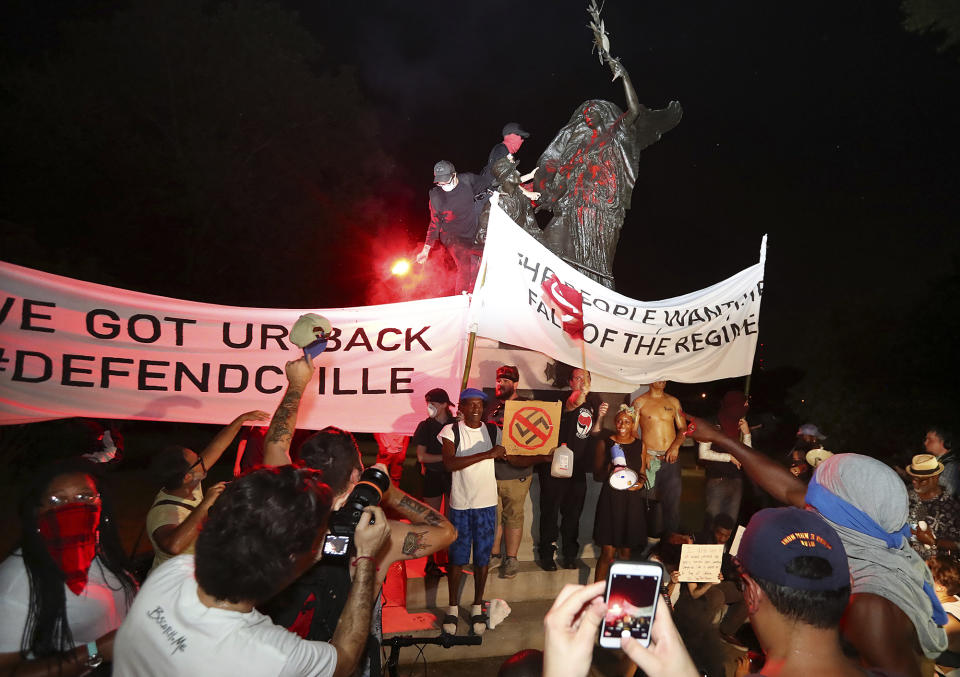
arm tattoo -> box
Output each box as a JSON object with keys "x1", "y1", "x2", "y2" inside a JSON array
[
  {"x1": 397, "y1": 495, "x2": 428, "y2": 515},
  {"x1": 265, "y1": 388, "x2": 302, "y2": 443},
  {"x1": 401, "y1": 530, "x2": 429, "y2": 556},
  {"x1": 397, "y1": 495, "x2": 444, "y2": 527}
]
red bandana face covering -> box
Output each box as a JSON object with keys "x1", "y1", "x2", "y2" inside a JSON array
[{"x1": 37, "y1": 503, "x2": 100, "y2": 595}]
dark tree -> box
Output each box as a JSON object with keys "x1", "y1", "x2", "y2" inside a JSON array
[{"x1": 0, "y1": 0, "x2": 397, "y2": 307}]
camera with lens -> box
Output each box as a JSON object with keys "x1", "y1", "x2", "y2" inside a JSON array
[{"x1": 321, "y1": 466, "x2": 391, "y2": 558}]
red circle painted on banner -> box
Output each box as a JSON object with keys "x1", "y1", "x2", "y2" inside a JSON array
[{"x1": 507, "y1": 406, "x2": 555, "y2": 451}]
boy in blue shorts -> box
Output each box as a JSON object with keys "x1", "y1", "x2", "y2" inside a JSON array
[{"x1": 439, "y1": 388, "x2": 506, "y2": 635}]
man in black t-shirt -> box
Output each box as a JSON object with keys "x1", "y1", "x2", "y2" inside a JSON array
[
  {"x1": 537, "y1": 367, "x2": 608, "y2": 570},
  {"x1": 415, "y1": 160, "x2": 492, "y2": 293},
  {"x1": 412, "y1": 388, "x2": 455, "y2": 576}
]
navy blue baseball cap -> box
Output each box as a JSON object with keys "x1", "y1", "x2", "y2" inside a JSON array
[
  {"x1": 459, "y1": 387, "x2": 488, "y2": 402},
  {"x1": 737, "y1": 507, "x2": 849, "y2": 591}
]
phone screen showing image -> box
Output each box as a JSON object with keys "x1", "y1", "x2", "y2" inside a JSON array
[{"x1": 602, "y1": 572, "x2": 659, "y2": 642}]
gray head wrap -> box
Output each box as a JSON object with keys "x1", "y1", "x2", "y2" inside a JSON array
[{"x1": 808, "y1": 454, "x2": 947, "y2": 658}]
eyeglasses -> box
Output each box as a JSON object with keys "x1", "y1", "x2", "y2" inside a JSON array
[
  {"x1": 43, "y1": 492, "x2": 101, "y2": 508},
  {"x1": 189, "y1": 456, "x2": 207, "y2": 473}
]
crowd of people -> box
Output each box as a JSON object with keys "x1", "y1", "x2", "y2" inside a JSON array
[{"x1": 1, "y1": 352, "x2": 957, "y2": 677}]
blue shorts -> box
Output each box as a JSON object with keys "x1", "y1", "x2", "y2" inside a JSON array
[{"x1": 448, "y1": 506, "x2": 497, "y2": 566}]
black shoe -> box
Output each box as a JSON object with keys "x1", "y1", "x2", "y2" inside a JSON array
[
  {"x1": 560, "y1": 556, "x2": 578, "y2": 570},
  {"x1": 539, "y1": 554, "x2": 557, "y2": 571}
]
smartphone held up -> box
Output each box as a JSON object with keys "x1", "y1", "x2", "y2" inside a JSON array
[{"x1": 600, "y1": 560, "x2": 663, "y2": 649}]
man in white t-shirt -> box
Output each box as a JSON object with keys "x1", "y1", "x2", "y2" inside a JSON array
[
  {"x1": 439, "y1": 388, "x2": 506, "y2": 635},
  {"x1": 114, "y1": 465, "x2": 390, "y2": 677}
]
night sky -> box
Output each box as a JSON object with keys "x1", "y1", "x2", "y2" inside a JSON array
[
  {"x1": 2, "y1": 0, "x2": 958, "y2": 450},
  {"x1": 295, "y1": 0, "x2": 959, "y2": 365}
]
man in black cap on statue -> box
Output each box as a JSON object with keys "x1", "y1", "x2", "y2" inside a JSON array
[
  {"x1": 482, "y1": 122, "x2": 530, "y2": 182},
  {"x1": 416, "y1": 160, "x2": 491, "y2": 293}
]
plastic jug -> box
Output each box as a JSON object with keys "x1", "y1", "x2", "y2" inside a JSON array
[{"x1": 551, "y1": 443, "x2": 573, "y2": 478}]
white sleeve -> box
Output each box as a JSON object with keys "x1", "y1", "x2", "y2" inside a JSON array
[
  {"x1": 0, "y1": 556, "x2": 29, "y2": 652},
  {"x1": 277, "y1": 636, "x2": 338, "y2": 677},
  {"x1": 437, "y1": 423, "x2": 454, "y2": 444},
  {"x1": 698, "y1": 442, "x2": 733, "y2": 463}
]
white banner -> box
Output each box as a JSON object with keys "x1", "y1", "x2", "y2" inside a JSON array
[
  {"x1": 471, "y1": 204, "x2": 766, "y2": 384},
  {"x1": 0, "y1": 262, "x2": 470, "y2": 434}
]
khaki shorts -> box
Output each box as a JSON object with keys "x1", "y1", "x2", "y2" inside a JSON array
[{"x1": 496, "y1": 477, "x2": 531, "y2": 529}]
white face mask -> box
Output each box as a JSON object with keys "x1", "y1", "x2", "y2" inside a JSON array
[
  {"x1": 439, "y1": 181, "x2": 456, "y2": 192},
  {"x1": 427, "y1": 403, "x2": 439, "y2": 418}
]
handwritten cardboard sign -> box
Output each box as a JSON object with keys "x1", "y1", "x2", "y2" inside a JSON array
[
  {"x1": 678, "y1": 544, "x2": 725, "y2": 583},
  {"x1": 503, "y1": 400, "x2": 561, "y2": 456}
]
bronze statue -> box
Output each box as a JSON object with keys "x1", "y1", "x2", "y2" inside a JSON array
[
  {"x1": 534, "y1": 2, "x2": 682, "y2": 288},
  {"x1": 476, "y1": 156, "x2": 543, "y2": 246}
]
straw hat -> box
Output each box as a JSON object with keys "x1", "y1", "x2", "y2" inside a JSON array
[
  {"x1": 906, "y1": 453, "x2": 945, "y2": 477},
  {"x1": 806, "y1": 448, "x2": 834, "y2": 469}
]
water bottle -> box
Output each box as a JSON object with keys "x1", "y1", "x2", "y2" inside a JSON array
[{"x1": 551, "y1": 443, "x2": 574, "y2": 478}]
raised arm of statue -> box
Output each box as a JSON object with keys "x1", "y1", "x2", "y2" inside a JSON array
[{"x1": 618, "y1": 65, "x2": 642, "y2": 126}]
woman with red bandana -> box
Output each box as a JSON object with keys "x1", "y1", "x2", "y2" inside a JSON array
[{"x1": 0, "y1": 461, "x2": 137, "y2": 675}]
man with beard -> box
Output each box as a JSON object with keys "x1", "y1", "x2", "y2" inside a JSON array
[
  {"x1": 631, "y1": 380, "x2": 687, "y2": 537},
  {"x1": 538, "y1": 368, "x2": 608, "y2": 571},
  {"x1": 486, "y1": 366, "x2": 551, "y2": 579}
]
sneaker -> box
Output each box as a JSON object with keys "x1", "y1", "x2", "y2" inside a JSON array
[
  {"x1": 488, "y1": 554, "x2": 502, "y2": 571},
  {"x1": 538, "y1": 554, "x2": 557, "y2": 572},
  {"x1": 500, "y1": 556, "x2": 519, "y2": 579}
]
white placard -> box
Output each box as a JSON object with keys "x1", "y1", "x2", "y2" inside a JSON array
[
  {"x1": 728, "y1": 525, "x2": 747, "y2": 557},
  {"x1": 678, "y1": 544, "x2": 725, "y2": 583}
]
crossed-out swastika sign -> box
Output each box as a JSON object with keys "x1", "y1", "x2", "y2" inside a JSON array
[{"x1": 503, "y1": 400, "x2": 561, "y2": 456}]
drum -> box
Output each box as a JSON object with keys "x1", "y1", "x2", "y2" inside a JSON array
[{"x1": 608, "y1": 467, "x2": 638, "y2": 490}]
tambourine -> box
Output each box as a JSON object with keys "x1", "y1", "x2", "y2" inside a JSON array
[{"x1": 608, "y1": 466, "x2": 639, "y2": 490}]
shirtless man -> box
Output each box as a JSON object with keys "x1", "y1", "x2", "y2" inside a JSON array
[{"x1": 631, "y1": 380, "x2": 686, "y2": 536}]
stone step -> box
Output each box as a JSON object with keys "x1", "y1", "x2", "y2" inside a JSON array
[
  {"x1": 383, "y1": 598, "x2": 554, "y2": 665},
  {"x1": 404, "y1": 557, "x2": 599, "y2": 609}
]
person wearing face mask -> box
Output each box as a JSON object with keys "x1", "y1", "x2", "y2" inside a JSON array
[
  {"x1": 145, "y1": 409, "x2": 269, "y2": 575},
  {"x1": 0, "y1": 461, "x2": 138, "y2": 675},
  {"x1": 481, "y1": 122, "x2": 531, "y2": 183},
  {"x1": 415, "y1": 160, "x2": 492, "y2": 293},
  {"x1": 413, "y1": 388, "x2": 456, "y2": 577}
]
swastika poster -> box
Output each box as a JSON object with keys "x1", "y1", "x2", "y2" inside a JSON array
[{"x1": 503, "y1": 400, "x2": 561, "y2": 456}]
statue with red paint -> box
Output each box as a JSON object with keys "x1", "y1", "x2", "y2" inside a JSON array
[{"x1": 534, "y1": 1, "x2": 682, "y2": 289}]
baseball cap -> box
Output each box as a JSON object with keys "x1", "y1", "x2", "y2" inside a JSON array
[
  {"x1": 425, "y1": 388, "x2": 453, "y2": 405},
  {"x1": 459, "y1": 387, "x2": 488, "y2": 402},
  {"x1": 433, "y1": 160, "x2": 456, "y2": 183},
  {"x1": 737, "y1": 507, "x2": 848, "y2": 592},
  {"x1": 797, "y1": 423, "x2": 826, "y2": 440},
  {"x1": 501, "y1": 122, "x2": 529, "y2": 138},
  {"x1": 496, "y1": 365, "x2": 520, "y2": 382}
]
